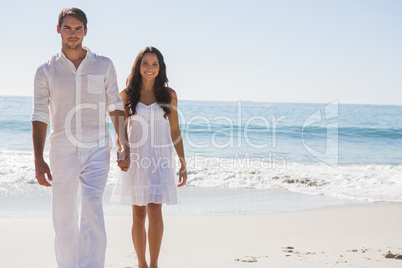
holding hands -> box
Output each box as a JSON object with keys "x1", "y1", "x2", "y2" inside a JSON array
[{"x1": 117, "y1": 147, "x2": 130, "y2": 172}]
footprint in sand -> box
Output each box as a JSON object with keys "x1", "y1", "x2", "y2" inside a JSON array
[
  {"x1": 384, "y1": 251, "x2": 402, "y2": 260},
  {"x1": 235, "y1": 256, "x2": 258, "y2": 263},
  {"x1": 282, "y1": 246, "x2": 301, "y2": 255}
]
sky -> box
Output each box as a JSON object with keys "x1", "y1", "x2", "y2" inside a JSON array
[{"x1": 0, "y1": 0, "x2": 401, "y2": 105}]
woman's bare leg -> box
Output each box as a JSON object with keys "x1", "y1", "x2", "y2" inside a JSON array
[
  {"x1": 147, "y1": 203, "x2": 163, "y2": 268},
  {"x1": 132, "y1": 205, "x2": 148, "y2": 268}
]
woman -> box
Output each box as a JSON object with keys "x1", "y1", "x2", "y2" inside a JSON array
[{"x1": 111, "y1": 46, "x2": 187, "y2": 268}]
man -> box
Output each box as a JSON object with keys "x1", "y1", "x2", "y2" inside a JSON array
[{"x1": 32, "y1": 7, "x2": 129, "y2": 268}]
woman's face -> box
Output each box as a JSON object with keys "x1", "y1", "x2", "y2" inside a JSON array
[{"x1": 140, "y1": 53, "x2": 159, "y2": 81}]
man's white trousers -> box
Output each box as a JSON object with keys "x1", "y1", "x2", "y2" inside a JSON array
[{"x1": 50, "y1": 145, "x2": 111, "y2": 268}]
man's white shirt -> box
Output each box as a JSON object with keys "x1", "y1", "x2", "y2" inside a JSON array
[{"x1": 32, "y1": 47, "x2": 124, "y2": 149}]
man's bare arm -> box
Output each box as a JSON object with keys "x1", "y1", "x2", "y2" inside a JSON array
[
  {"x1": 109, "y1": 110, "x2": 130, "y2": 171},
  {"x1": 32, "y1": 121, "x2": 52, "y2": 187}
]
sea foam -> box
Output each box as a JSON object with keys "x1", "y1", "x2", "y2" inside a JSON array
[{"x1": 1, "y1": 150, "x2": 401, "y2": 202}]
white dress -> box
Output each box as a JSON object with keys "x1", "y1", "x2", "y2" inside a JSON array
[{"x1": 111, "y1": 102, "x2": 178, "y2": 206}]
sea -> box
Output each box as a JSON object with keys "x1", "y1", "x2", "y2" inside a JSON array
[{"x1": 1, "y1": 96, "x2": 401, "y2": 219}]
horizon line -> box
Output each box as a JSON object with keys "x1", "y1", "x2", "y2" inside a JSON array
[{"x1": 0, "y1": 94, "x2": 400, "y2": 107}]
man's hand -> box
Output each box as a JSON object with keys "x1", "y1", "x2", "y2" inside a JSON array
[
  {"x1": 35, "y1": 158, "x2": 52, "y2": 187},
  {"x1": 117, "y1": 148, "x2": 130, "y2": 172}
]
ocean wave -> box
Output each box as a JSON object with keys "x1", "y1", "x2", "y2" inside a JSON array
[
  {"x1": 183, "y1": 156, "x2": 402, "y2": 202},
  {"x1": 339, "y1": 126, "x2": 402, "y2": 139},
  {"x1": 1, "y1": 150, "x2": 401, "y2": 202},
  {"x1": 0, "y1": 120, "x2": 32, "y2": 132},
  {"x1": 179, "y1": 124, "x2": 402, "y2": 140}
]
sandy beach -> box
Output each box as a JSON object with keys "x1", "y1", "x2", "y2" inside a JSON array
[{"x1": 1, "y1": 203, "x2": 401, "y2": 267}]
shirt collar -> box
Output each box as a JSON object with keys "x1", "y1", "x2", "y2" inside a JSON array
[
  {"x1": 56, "y1": 47, "x2": 95, "y2": 61},
  {"x1": 55, "y1": 50, "x2": 64, "y2": 60},
  {"x1": 85, "y1": 47, "x2": 96, "y2": 60}
]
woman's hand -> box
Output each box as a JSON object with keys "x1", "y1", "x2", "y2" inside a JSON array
[
  {"x1": 178, "y1": 164, "x2": 187, "y2": 187},
  {"x1": 117, "y1": 148, "x2": 130, "y2": 172}
]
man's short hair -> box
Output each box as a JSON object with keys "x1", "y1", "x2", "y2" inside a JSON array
[{"x1": 58, "y1": 7, "x2": 88, "y2": 29}]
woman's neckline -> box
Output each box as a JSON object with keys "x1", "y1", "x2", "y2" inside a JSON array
[{"x1": 138, "y1": 101, "x2": 157, "y2": 106}]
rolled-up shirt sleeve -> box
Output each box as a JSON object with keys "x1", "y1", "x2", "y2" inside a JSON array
[
  {"x1": 105, "y1": 61, "x2": 124, "y2": 112},
  {"x1": 31, "y1": 67, "x2": 50, "y2": 124}
]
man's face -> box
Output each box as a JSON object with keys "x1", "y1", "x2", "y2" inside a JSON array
[{"x1": 57, "y1": 15, "x2": 87, "y2": 50}]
